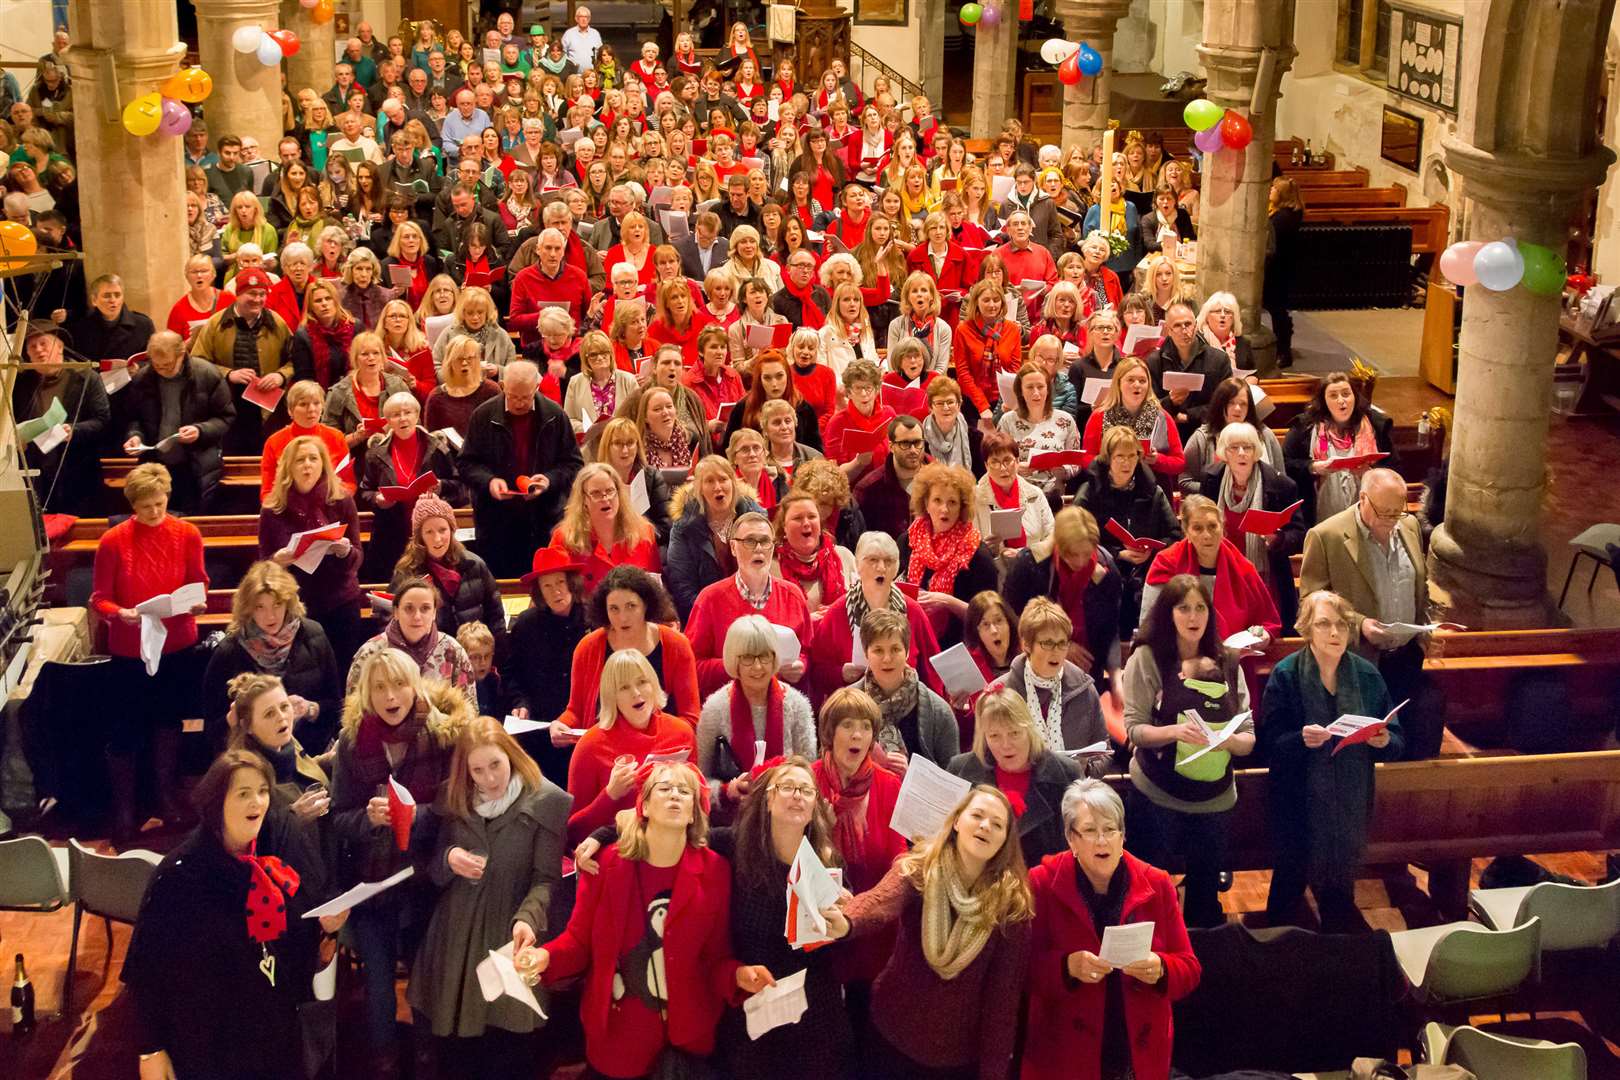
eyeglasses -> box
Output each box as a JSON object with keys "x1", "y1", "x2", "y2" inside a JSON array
[
  {"x1": 771, "y1": 783, "x2": 817, "y2": 799},
  {"x1": 1070, "y1": 826, "x2": 1122, "y2": 843},
  {"x1": 733, "y1": 536, "x2": 774, "y2": 550}
]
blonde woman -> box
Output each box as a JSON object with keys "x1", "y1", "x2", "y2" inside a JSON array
[
  {"x1": 826, "y1": 784, "x2": 1033, "y2": 1076},
  {"x1": 563, "y1": 330, "x2": 638, "y2": 436},
  {"x1": 817, "y1": 282, "x2": 878, "y2": 381},
  {"x1": 429, "y1": 284, "x2": 515, "y2": 373},
  {"x1": 546, "y1": 462, "x2": 662, "y2": 593},
  {"x1": 423, "y1": 332, "x2": 501, "y2": 438},
  {"x1": 221, "y1": 190, "x2": 279, "y2": 279}
]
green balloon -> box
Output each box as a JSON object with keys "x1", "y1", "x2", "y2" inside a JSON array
[
  {"x1": 1183, "y1": 98, "x2": 1222, "y2": 132},
  {"x1": 1519, "y1": 241, "x2": 1566, "y2": 296}
]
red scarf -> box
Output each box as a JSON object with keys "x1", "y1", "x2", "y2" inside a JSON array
[
  {"x1": 776, "y1": 531, "x2": 848, "y2": 607},
  {"x1": 237, "y1": 839, "x2": 300, "y2": 944},
  {"x1": 988, "y1": 477, "x2": 1026, "y2": 549},
  {"x1": 728, "y1": 679, "x2": 784, "y2": 771},
  {"x1": 903, "y1": 517, "x2": 981, "y2": 595},
  {"x1": 783, "y1": 278, "x2": 826, "y2": 329},
  {"x1": 817, "y1": 751, "x2": 874, "y2": 858}
]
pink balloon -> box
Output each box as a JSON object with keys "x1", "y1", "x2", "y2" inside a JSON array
[
  {"x1": 157, "y1": 98, "x2": 193, "y2": 137},
  {"x1": 1439, "y1": 241, "x2": 1483, "y2": 286},
  {"x1": 1193, "y1": 124, "x2": 1225, "y2": 154}
]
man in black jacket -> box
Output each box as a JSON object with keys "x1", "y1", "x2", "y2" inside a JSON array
[
  {"x1": 121, "y1": 330, "x2": 235, "y2": 513},
  {"x1": 1146, "y1": 298, "x2": 1233, "y2": 441},
  {"x1": 66, "y1": 274, "x2": 157, "y2": 362},
  {"x1": 457, "y1": 360, "x2": 582, "y2": 576}
]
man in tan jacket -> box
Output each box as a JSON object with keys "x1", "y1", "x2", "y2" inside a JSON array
[{"x1": 1300, "y1": 468, "x2": 1438, "y2": 758}]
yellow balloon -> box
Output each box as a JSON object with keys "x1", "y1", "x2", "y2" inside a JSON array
[
  {"x1": 0, "y1": 220, "x2": 37, "y2": 269},
  {"x1": 122, "y1": 92, "x2": 163, "y2": 137},
  {"x1": 162, "y1": 67, "x2": 214, "y2": 104}
]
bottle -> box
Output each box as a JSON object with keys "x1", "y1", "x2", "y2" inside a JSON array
[{"x1": 10, "y1": 953, "x2": 34, "y2": 1036}]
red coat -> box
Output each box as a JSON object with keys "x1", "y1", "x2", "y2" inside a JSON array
[
  {"x1": 685, "y1": 576, "x2": 811, "y2": 698},
  {"x1": 1024, "y1": 851, "x2": 1201, "y2": 1080},
  {"x1": 541, "y1": 844, "x2": 741, "y2": 1076}
]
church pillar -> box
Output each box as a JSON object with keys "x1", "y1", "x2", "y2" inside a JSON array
[
  {"x1": 62, "y1": 0, "x2": 188, "y2": 318},
  {"x1": 194, "y1": 0, "x2": 284, "y2": 151},
  {"x1": 1053, "y1": 0, "x2": 1130, "y2": 153},
  {"x1": 1428, "y1": 142, "x2": 1614, "y2": 627},
  {"x1": 1193, "y1": 0, "x2": 1294, "y2": 368},
  {"x1": 969, "y1": 6, "x2": 1018, "y2": 139},
  {"x1": 280, "y1": 0, "x2": 335, "y2": 99}
]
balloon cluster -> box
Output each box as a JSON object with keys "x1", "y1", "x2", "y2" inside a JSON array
[
  {"x1": 1182, "y1": 98, "x2": 1253, "y2": 153},
  {"x1": 1039, "y1": 38, "x2": 1103, "y2": 84},
  {"x1": 121, "y1": 66, "x2": 214, "y2": 137},
  {"x1": 1439, "y1": 238, "x2": 1566, "y2": 295},
  {"x1": 233, "y1": 24, "x2": 302, "y2": 66}
]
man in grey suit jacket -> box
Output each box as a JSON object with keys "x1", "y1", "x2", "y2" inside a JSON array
[{"x1": 676, "y1": 212, "x2": 728, "y2": 281}]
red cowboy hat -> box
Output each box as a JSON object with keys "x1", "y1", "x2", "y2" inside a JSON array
[{"x1": 520, "y1": 546, "x2": 584, "y2": 589}]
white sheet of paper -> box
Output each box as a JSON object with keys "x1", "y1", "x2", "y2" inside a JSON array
[
  {"x1": 302, "y1": 865, "x2": 415, "y2": 918},
  {"x1": 927, "y1": 642, "x2": 988, "y2": 699},
  {"x1": 773, "y1": 625, "x2": 801, "y2": 668},
  {"x1": 475, "y1": 942, "x2": 547, "y2": 1019},
  {"x1": 32, "y1": 424, "x2": 67, "y2": 454},
  {"x1": 989, "y1": 507, "x2": 1024, "y2": 540},
  {"x1": 1162, "y1": 370, "x2": 1205, "y2": 393},
  {"x1": 996, "y1": 369, "x2": 1016, "y2": 403},
  {"x1": 743, "y1": 967, "x2": 808, "y2": 1040},
  {"x1": 1081, "y1": 377, "x2": 1111, "y2": 406},
  {"x1": 1177, "y1": 712, "x2": 1249, "y2": 766},
  {"x1": 628, "y1": 470, "x2": 651, "y2": 515},
  {"x1": 889, "y1": 755, "x2": 973, "y2": 841},
  {"x1": 1121, "y1": 323, "x2": 1162, "y2": 355},
  {"x1": 787, "y1": 836, "x2": 842, "y2": 948},
  {"x1": 1099, "y1": 921, "x2": 1155, "y2": 967}
]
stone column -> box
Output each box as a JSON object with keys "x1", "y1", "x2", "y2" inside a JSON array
[
  {"x1": 194, "y1": 0, "x2": 284, "y2": 151},
  {"x1": 62, "y1": 0, "x2": 188, "y2": 319},
  {"x1": 280, "y1": 0, "x2": 334, "y2": 98},
  {"x1": 1053, "y1": 0, "x2": 1131, "y2": 153},
  {"x1": 1194, "y1": 0, "x2": 1295, "y2": 369},
  {"x1": 969, "y1": 7, "x2": 1018, "y2": 139},
  {"x1": 1427, "y1": 142, "x2": 1615, "y2": 627}
]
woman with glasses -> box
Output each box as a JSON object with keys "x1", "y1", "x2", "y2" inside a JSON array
[
  {"x1": 1121, "y1": 575, "x2": 1254, "y2": 928},
  {"x1": 1023, "y1": 778, "x2": 1201, "y2": 1080},
  {"x1": 1262, "y1": 590, "x2": 1402, "y2": 933}
]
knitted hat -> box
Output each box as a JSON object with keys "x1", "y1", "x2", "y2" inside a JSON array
[{"x1": 410, "y1": 495, "x2": 455, "y2": 536}]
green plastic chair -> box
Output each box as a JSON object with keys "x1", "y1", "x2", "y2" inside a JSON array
[
  {"x1": 1389, "y1": 917, "x2": 1541, "y2": 1004},
  {"x1": 1422, "y1": 1021, "x2": 1587, "y2": 1080},
  {"x1": 1469, "y1": 877, "x2": 1620, "y2": 952}
]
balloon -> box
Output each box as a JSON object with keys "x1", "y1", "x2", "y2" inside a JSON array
[
  {"x1": 1076, "y1": 44, "x2": 1103, "y2": 77},
  {"x1": 157, "y1": 98, "x2": 193, "y2": 136},
  {"x1": 1518, "y1": 242, "x2": 1567, "y2": 296},
  {"x1": 0, "y1": 220, "x2": 37, "y2": 268},
  {"x1": 311, "y1": 0, "x2": 335, "y2": 22},
  {"x1": 959, "y1": 3, "x2": 982, "y2": 24},
  {"x1": 162, "y1": 66, "x2": 213, "y2": 103},
  {"x1": 1438, "y1": 241, "x2": 1482, "y2": 286},
  {"x1": 1040, "y1": 38, "x2": 1076, "y2": 65},
  {"x1": 270, "y1": 29, "x2": 301, "y2": 56},
  {"x1": 1219, "y1": 110, "x2": 1253, "y2": 150},
  {"x1": 255, "y1": 32, "x2": 284, "y2": 66},
  {"x1": 1058, "y1": 52, "x2": 1083, "y2": 86},
  {"x1": 1183, "y1": 98, "x2": 1223, "y2": 132},
  {"x1": 1193, "y1": 124, "x2": 1225, "y2": 154},
  {"x1": 979, "y1": 3, "x2": 999, "y2": 26},
  {"x1": 1473, "y1": 239, "x2": 1525, "y2": 292},
  {"x1": 231, "y1": 25, "x2": 262, "y2": 53},
  {"x1": 121, "y1": 92, "x2": 163, "y2": 137}
]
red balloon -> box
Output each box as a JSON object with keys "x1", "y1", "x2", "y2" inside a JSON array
[
  {"x1": 1219, "y1": 109, "x2": 1253, "y2": 150},
  {"x1": 1058, "y1": 52, "x2": 1083, "y2": 86},
  {"x1": 270, "y1": 29, "x2": 301, "y2": 57}
]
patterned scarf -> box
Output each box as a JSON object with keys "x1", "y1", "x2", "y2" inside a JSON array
[
  {"x1": 904, "y1": 517, "x2": 981, "y2": 595},
  {"x1": 818, "y1": 751, "x2": 875, "y2": 860},
  {"x1": 776, "y1": 532, "x2": 848, "y2": 608},
  {"x1": 238, "y1": 840, "x2": 301, "y2": 944},
  {"x1": 240, "y1": 616, "x2": 300, "y2": 675},
  {"x1": 919, "y1": 857, "x2": 994, "y2": 980}
]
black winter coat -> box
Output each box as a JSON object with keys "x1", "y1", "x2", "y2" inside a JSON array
[
  {"x1": 201, "y1": 618, "x2": 344, "y2": 754},
  {"x1": 122, "y1": 358, "x2": 236, "y2": 495}
]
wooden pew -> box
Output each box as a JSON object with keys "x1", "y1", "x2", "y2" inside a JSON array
[
  {"x1": 1299, "y1": 184, "x2": 1408, "y2": 210},
  {"x1": 1286, "y1": 167, "x2": 1371, "y2": 188},
  {"x1": 1302, "y1": 204, "x2": 1451, "y2": 255}
]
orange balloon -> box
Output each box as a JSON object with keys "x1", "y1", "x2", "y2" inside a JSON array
[
  {"x1": 0, "y1": 220, "x2": 38, "y2": 269},
  {"x1": 312, "y1": 0, "x2": 334, "y2": 23},
  {"x1": 162, "y1": 66, "x2": 214, "y2": 104}
]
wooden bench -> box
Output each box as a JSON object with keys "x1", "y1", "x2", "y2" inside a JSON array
[
  {"x1": 1301, "y1": 204, "x2": 1451, "y2": 255},
  {"x1": 1300, "y1": 184, "x2": 1408, "y2": 210}
]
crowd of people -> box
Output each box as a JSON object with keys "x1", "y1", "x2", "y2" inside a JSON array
[{"x1": 3, "y1": 12, "x2": 1448, "y2": 1080}]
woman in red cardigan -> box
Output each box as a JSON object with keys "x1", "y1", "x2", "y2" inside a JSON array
[
  {"x1": 90, "y1": 463, "x2": 209, "y2": 836},
  {"x1": 521, "y1": 760, "x2": 774, "y2": 1078},
  {"x1": 1080, "y1": 356, "x2": 1187, "y2": 480},
  {"x1": 547, "y1": 463, "x2": 662, "y2": 597},
  {"x1": 562, "y1": 649, "x2": 699, "y2": 843},
  {"x1": 1023, "y1": 778, "x2": 1201, "y2": 1080},
  {"x1": 557, "y1": 563, "x2": 701, "y2": 727},
  {"x1": 1140, "y1": 495, "x2": 1281, "y2": 643},
  {"x1": 951, "y1": 279, "x2": 1024, "y2": 422}
]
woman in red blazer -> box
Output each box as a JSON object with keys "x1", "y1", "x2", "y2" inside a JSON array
[
  {"x1": 1023, "y1": 779, "x2": 1201, "y2": 1080},
  {"x1": 522, "y1": 761, "x2": 774, "y2": 1078}
]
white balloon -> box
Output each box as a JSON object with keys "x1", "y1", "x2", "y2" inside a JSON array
[
  {"x1": 255, "y1": 31, "x2": 283, "y2": 66},
  {"x1": 232, "y1": 25, "x2": 262, "y2": 53},
  {"x1": 1040, "y1": 38, "x2": 1077, "y2": 66}
]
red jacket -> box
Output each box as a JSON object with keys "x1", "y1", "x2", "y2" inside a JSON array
[
  {"x1": 541, "y1": 844, "x2": 741, "y2": 1076},
  {"x1": 685, "y1": 576, "x2": 812, "y2": 698},
  {"x1": 509, "y1": 262, "x2": 592, "y2": 345},
  {"x1": 1024, "y1": 851, "x2": 1201, "y2": 1080}
]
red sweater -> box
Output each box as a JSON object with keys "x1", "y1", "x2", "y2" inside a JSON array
[
  {"x1": 509, "y1": 263, "x2": 592, "y2": 344},
  {"x1": 564, "y1": 707, "x2": 697, "y2": 842},
  {"x1": 559, "y1": 625, "x2": 702, "y2": 732},
  {"x1": 540, "y1": 844, "x2": 740, "y2": 1076},
  {"x1": 90, "y1": 516, "x2": 208, "y2": 659},
  {"x1": 546, "y1": 525, "x2": 662, "y2": 597},
  {"x1": 684, "y1": 576, "x2": 812, "y2": 698}
]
